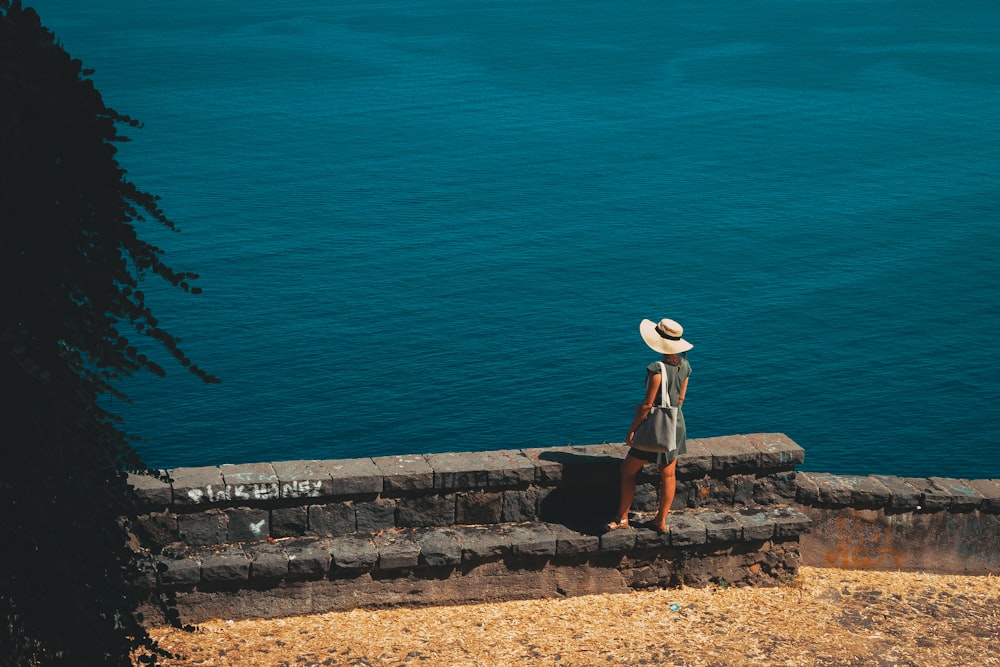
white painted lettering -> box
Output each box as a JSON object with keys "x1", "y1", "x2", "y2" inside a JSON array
[
  {"x1": 252, "y1": 483, "x2": 278, "y2": 500},
  {"x1": 279, "y1": 480, "x2": 323, "y2": 498}
]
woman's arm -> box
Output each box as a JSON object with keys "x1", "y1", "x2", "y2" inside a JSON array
[
  {"x1": 626, "y1": 372, "x2": 661, "y2": 446},
  {"x1": 678, "y1": 376, "x2": 689, "y2": 408}
]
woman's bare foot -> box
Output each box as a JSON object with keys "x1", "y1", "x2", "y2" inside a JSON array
[{"x1": 652, "y1": 515, "x2": 668, "y2": 534}]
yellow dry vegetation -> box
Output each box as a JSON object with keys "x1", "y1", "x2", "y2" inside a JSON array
[{"x1": 145, "y1": 566, "x2": 999, "y2": 666}]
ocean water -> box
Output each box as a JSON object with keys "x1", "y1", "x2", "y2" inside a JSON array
[{"x1": 27, "y1": 0, "x2": 1000, "y2": 478}]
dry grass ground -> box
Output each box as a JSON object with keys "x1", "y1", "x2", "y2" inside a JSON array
[{"x1": 145, "y1": 566, "x2": 999, "y2": 666}]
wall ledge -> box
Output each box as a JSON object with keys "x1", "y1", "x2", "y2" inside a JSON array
[
  {"x1": 793, "y1": 471, "x2": 1000, "y2": 575},
  {"x1": 795, "y1": 471, "x2": 1000, "y2": 514}
]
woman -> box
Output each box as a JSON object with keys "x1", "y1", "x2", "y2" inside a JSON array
[{"x1": 606, "y1": 317, "x2": 692, "y2": 534}]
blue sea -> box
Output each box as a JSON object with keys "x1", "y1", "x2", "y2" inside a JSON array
[{"x1": 28, "y1": 0, "x2": 1000, "y2": 478}]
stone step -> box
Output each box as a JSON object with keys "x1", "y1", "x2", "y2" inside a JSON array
[{"x1": 145, "y1": 504, "x2": 811, "y2": 591}]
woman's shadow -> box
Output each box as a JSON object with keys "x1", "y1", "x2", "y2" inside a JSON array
[{"x1": 533, "y1": 446, "x2": 629, "y2": 535}]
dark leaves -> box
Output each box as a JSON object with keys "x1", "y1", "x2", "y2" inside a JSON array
[{"x1": 1, "y1": 3, "x2": 218, "y2": 664}]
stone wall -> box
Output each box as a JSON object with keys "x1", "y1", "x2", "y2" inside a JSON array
[
  {"x1": 795, "y1": 472, "x2": 1000, "y2": 575},
  {"x1": 127, "y1": 434, "x2": 1000, "y2": 625},
  {"x1": 127, "y1": 434, "x2": 811, "y2": 624}
]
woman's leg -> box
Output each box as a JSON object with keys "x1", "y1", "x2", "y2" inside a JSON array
[
  {"x1": 653, "y1": 459, "x2": 677, "y2": 532},
  {"x1": 611, "y1": 455, "x2": 646, "y2": 527}
]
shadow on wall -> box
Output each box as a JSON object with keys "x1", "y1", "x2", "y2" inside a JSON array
[{"x1": 536, "y1": 450, "x2": 621, "y2": 533}]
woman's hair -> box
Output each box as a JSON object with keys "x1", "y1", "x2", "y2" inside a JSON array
[{"x1": 662, "y1": 353, "x2": 683, "y2": 367}]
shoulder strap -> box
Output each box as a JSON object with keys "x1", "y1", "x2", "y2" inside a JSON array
[{"x1": 656, "y1": 362, "x2": 672, "y2": 408}]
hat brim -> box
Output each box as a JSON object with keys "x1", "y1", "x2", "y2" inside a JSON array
[{"x1": 640, "y1": 319, "x2": 693, "y2": 354}]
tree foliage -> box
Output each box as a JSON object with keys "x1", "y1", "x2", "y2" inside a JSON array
[{"x1": 1, "y1": 2, "x2": 217, "y2": 663}]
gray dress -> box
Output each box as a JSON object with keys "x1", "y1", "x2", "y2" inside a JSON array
[{"x1": 629, "y1": 358, "x2": 691, "y2": 464}]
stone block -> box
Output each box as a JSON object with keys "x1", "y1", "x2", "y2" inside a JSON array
[
  {"x1": 929, "y1": 477, "x2": 986, "y2": 512},
  {"x1": 156, "y1": 553, "x2": 201, "y2": 587},
  {"x1": 372, "y1": 455, "x2": 434, "y2": 493},
  {"x1": 668, "y1": 513, "x2": 707, "y2": 546},
  {"x1": 177, "y1": 509, "x2": 228, "y2": 546},
  {"x1": 535, "y1": 487, "x2": 554, "y2": 515},
  {"x1": 169, "y1": 466, "x2": 228, "y2": 506},
  {"x1": 745, "y1": 433, "x2": 805, "y2": 468},
  {"x1": 220, "y1": 462, "x2": 280, "y2": 502},
  {"x1": 701, "y1": 510, "x2": 742, "y2": 543},
  {"x1": 520, "y1": 446, "x2": 565, "y2": 484},
  {"x1": 849, "y1": 476, "x2": 893, "y2": 509},
  {"x1": 502, "y1": 488, "x2": 540, "y2": 522},
  {"x1": 271, "y1": 506, "x2": 308, "y2": 538},
  {"x1": 508, "y1": 524, "x2": 557, "y2": 558},
  {"x1": 427, "y1": 450, "x2": 537, "y2": 490},
  {"x1": 631, "y1": 482, "x2": 659, "y2": 513},
  {"x1": 127, "y1": 470, "x2": 172, "y2": 509},
  {"x1": 765, "y1": 506, "x2": 812, "y2": 538},
  {"x1": 796, "y1": 472, "x2": 889, "y2": 508},
  {"x1": 481, "y1": 450, "x2": 538, "y2": 487},
  {"x1": 795, "y1": 471, "x2": 821, "y2": 505},
  {"x1": 130, "y1": 556, "x2": 158, "y2": 590},
  {"x1": 416, "y1": 529, "x2": 462, "y2": 567},
  {"x1": 753, "y1": 471, "x2": 798, "y2": 505},
  {"x1": 199, "y1": 545, "x2": 250, "y2": 584},
  {"x1": 426, "y1": 451, "x2": 491, "y2": 489},
  {"x1": 272, "y1": 458, "x2": 382, "y2": 499},
  {"x1": 331, "y1": 535, "x2": 378, "y2": 572},
  {"x1": 967, "y1": 479, "x2": 1000, "y2": 513},
  {"x1": 285, "y1": 539, "x2": 332, "y2": 579},
  {"x1": 730, "y1": 475, "x2": 755, "y2": 506},
  {"x1": 600, "y1": 527, "x2": 636, "y2": 552},
  {"x1": 702, "y1": 435, "x2": 759, "y2": 473},
  {"x1": 670, "y1": 487, "x2": 690, "y2": 511},
  {"x1": 327, "y1": 458, "x2": 384, "y2": 497},
  {"x1": 356, "y1": 498, "x2": 396, "y2": 532},
  {"x1": 523, "y1": 444, "x2": 621, "y2": 489},
  {"x1": 309, "y1": 502, "x2": 356, "y2": 536},
  {"x1": 456, "y1": 490, "x2": 503, "y2": 524},
  {"x1": 687, "y1": 478, "x2": 713, "y2": 508},
  {"x1": 903, "y1": 478, "x2": 953, "y2": 511},
  {"x1": 634, "y1": 460, "x2": 662, "y2": 484},
  {"x1": 373, "y1": 532, "x2": 420, "y2": 570},
  {"x1": 397, "y1": 494, "x2": 456, "y2": 528},
  {"x1": 735, "y1": 508, "x2": 775, "y2": 541},
  {"x1": 871, "y1": 475, "x2": 922, "y2": 511},
  {"x1": 565, "y1": 444, "x2": 626, "y2": 483},
  {"x1": 271, "y1": 459, "x2": 335, "y2": 499},
  {"x1": 249, "y1": 544, "x2": 288, "y2": 580},
  {"x1": 453, "y1": 525, "x2": 512, "y2": 562},
  {"x1": 227, "y1": 507, "x2": 270, "y2": 543},
  {"x1": 633, "y1": 525, "x2": 669, "y2": 549},
  {"x1": 546, "y1": 523, "x2": 600, "y2": 557},
  {"x1": 692, "y1": 477, "x2": 744, "y2": 507},
  {"x1": 131, "y1": 511, "x2": 179, "y2": 550},
  {"x1": 677, "y1": 438, "x2": 713, "y2": 477}
]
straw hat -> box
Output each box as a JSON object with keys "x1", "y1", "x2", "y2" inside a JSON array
[{"x1": 639, "y1": 318, "x2": 693, "y2": 354}]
